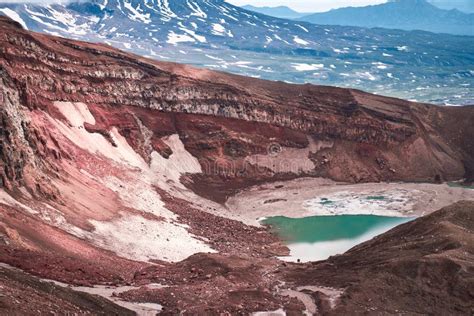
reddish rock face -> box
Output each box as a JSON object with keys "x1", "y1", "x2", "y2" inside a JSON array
[
  {"x1": 0, "y1": 16, "x2": 473, "y2": 315},
  {"x1": 0, "y1": 15, "x2": 473, "y2": 201}
]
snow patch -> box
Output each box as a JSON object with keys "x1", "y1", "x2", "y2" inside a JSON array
[
  {"x1": 89, "y1": 214, "x2": 214, "y2": 262},
  {"x1": 48, "y1": 103, "x2": 213, "y2": 262},
  {"x1": 295, "y1": 24, "x2": 308, "y2": 33},
  {"x1": 355, "y1": 71, "x2": 377, "y2": 81},
  {"x1": 253, "y1": 309, "x2": 286, "y2": 316},
  {"x1": 51, "y1": 102, "x2": 145, "y2": 169},
  {"x1": 54, "y1": 102, "x2": 95, "y2": 127},
  {"x1": 303, "y1": 190, "x2": 415, "y2": 216},
  {"x1": 0, "y1": 190, "x2": 37, "y2": 215},
  {"x1": 293, "y1": 36, "x2": 309, "y2": 46},
  {"x1": 167, "y1": 31, "x2": 195, "y2": 44},
  {"x1": 123, "y1": 1, "x2": 151, "y2": 24},
  {"x1": 149, "y1": 134, "x2": 202, "y2": 187},
  {"x1": 187, "y1": 0, "x2": 207, "y2": 18},
  {"x1": 372, "y1": 62, "x2": 389, "y2": 70},
  {"x1": 291, "y1": 63, "x2": 324, "y2": 72},
  {"x1": 211, "y1": 23, "x2": 233, "y2": 37},
  {"x1": 0, "y1": 8, "x2": 28, "y2": 29},
  {"x1": 396, "y1": 45, "x2": 408, "y2": 52},
  {"x1": 178, "y1": 24, "x2": 206, "y2": 43}
]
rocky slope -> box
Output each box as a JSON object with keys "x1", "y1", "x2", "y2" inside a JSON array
[
  {"x1": 0, "y1": 263, "x2": 135, "y2": 315},
  {"x1": 0, "y1": 16, "x2": 473, "y2": 314},
  {"x1": 1, "y1": 16, "x2": 473, "y2": 194},
  {"x1": 4, "y1": 199, "x2": 472, "y2": 314}
]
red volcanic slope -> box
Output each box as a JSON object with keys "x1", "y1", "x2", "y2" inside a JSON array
[
  {"x1": 0, "y1": 16, "x2": 473, "y2": 198},
  {"x1": 0, "y1": 15, "x2": 473, "y2": 315}
]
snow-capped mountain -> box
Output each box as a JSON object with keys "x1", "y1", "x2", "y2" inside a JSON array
[
  {"x1": 0, "y1": 0, "x2": 473, "y2": 105},
  {"x1": 0, "y1": 0, "x2": 320, "y2": 52}
]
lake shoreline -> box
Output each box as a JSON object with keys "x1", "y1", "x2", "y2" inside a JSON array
[
  {"x1": 225, "y1": 178, "x2": 474, "y2": 225},
  {"x1": 261, "y1": 214, "x2": 415, "y2": 262}
]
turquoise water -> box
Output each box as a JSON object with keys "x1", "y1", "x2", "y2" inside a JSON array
[
  {"x1": 447, "y1": 182, "x2": 474, "y2": 190},
  {"x1": 263, "y1": 215, "x2": 414, "y2": 262}
]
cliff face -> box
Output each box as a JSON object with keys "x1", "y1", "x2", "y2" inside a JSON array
[
  {"x1": 0, "y1": 67, "x2": 56, "y2": 196},
  {"x1": 1, "y1": 16, "x2": 472, "y2": 201},
  {"x1": 2, "y1": 20, "x2": 414, "y2": 145}
]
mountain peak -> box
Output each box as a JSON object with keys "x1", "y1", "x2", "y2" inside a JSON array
[
  {"x1": 388, "y1": 0, "x2": 432, "y2": 6},
  {"x1": 390, "y1": 0, "x2": 428, "y2": 2},
  {"x1": 241, "y1": 4, "x2": 308, "y2": 19},
  {"x1": 298, "y1": 0, "x2": 473, "y2": 35}
]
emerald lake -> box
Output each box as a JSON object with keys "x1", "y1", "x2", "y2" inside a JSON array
[{"x1": 263, "y1": 215, "x2": 414, "y2": 262}]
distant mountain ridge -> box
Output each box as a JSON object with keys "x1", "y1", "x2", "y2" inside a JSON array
[
  {"x1": 427, "y1": 0, "x2": 474, "y2": 13},
  {"x1": 241, "y1": 5, "x2": 309, "y2": 19},
  {"x1": 298, "y1": 0, "x2": 474, "y2": 36}
]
